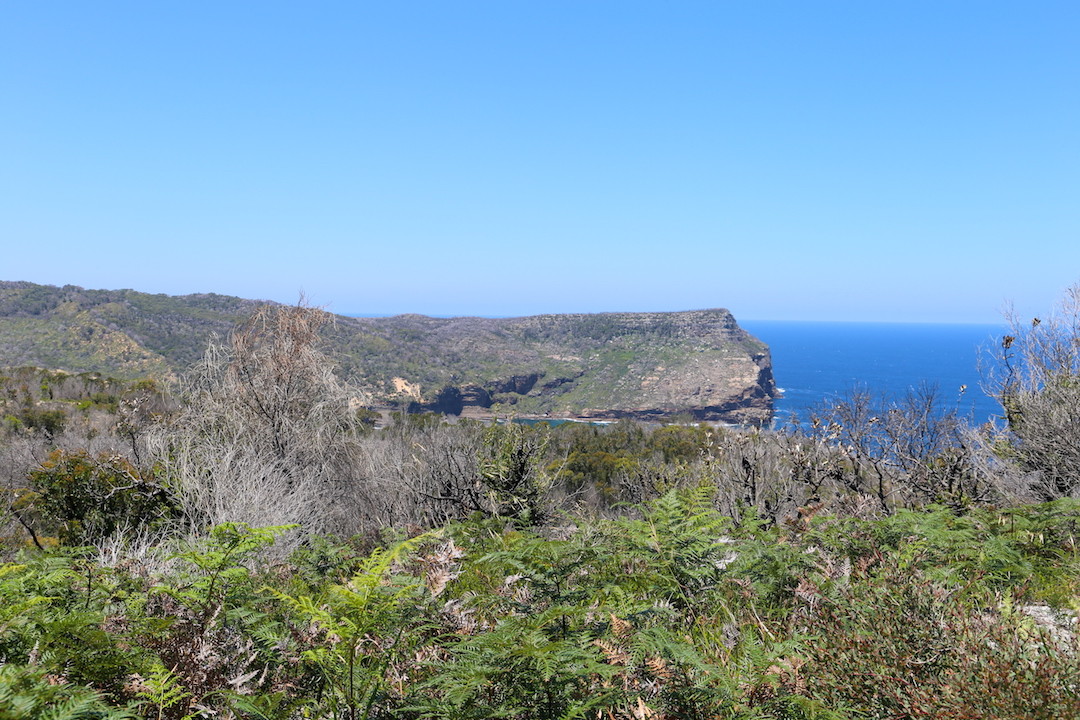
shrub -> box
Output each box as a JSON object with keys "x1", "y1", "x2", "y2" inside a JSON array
[
  {"x1": 802, "y1": 554, "x2": 1080, "y2": 719},
  {"x1": 988, "y1": 284, "x2": 1080, "y2": 499},
  {"x1": 28, "y1": 450, "x2": 178, "y2": 545}
]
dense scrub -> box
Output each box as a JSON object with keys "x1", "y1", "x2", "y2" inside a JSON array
[
  {"x1": 1, "y1": 290, "x2": 1080, "y2": 717},
  {"x1": 0, "y1": 494, "x2": 1078, "y2": 718}
]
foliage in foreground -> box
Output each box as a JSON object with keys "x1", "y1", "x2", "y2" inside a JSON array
[{"x1": 0, "y1": 492, "x2": 1077, "y2": 719}]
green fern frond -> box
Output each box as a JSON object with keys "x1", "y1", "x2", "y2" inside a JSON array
[{"x1": 0, "y1": 664, "x2": 131, "y2": 720}]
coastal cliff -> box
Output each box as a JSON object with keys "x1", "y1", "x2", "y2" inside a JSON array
[
  {"x1": 0, "y1": 282, "x2": 775, "y2": 424},
  {"x1": 336, "y1": 309, "x2": 776, "y2": 425}
]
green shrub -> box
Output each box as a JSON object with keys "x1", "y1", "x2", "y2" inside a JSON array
[{"x1": 28, "y1": 450, "x2": 179, "y2": 545}]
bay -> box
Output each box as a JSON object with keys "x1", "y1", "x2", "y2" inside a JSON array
[{"x1": 741, "y1": 321, "x2": 1007, "y2": 428}]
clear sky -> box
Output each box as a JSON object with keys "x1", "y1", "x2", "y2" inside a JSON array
[{"x1": 2, "y1": 2, "x2": 1077, "y2": 322}]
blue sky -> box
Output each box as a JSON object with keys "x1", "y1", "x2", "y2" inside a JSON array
[{"x1": 2, "y1": 2, "x2": 1077, "y2": 322}]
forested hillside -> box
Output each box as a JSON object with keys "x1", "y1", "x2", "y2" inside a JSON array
[{"x1": 0, "y1": 281, "x2": 259, "y2": 377}]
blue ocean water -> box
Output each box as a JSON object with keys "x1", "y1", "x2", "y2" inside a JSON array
[{"x1": 741, "y1": 321, "x2": 1007, "y2": 428}]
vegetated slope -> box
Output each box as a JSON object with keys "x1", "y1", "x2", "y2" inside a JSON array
[
  {"x1": 0, "y1": 281, "x2": 260, "y2": 378},
  {"x1": 0, "y1": 281, "x2": 775, "y2": 424},
  {"x1": 332, "y1": 310, "x2": 775, "y2": 424}
]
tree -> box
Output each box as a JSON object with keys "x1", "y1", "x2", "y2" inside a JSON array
[
  {"x1": 149, "y1": 302, "x2": 367, "y2": 536},
  {"x1": 807, "y1": 381, "x2": 993, "y2": 511},
  {"x1": 986, "y1": 284, "x2": 1080, "y2": 499}
]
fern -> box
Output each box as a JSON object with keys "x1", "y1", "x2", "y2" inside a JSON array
[
  {"x1": 606, "y1": 488, "x2": 734, "y2": 615},
  {"x1": 132, "y1": 664, "x2": 190, "y2": 720},
  {"x1": 0, "y1": 664, "x2": 132, "y2": 720},
  {"x1": 167, "y1": 522, "x2": 295, "y2": 617},
  {"x1": 271, "y1": 532, "x2": 437, "y2": 720},
  {"x1": 414, "y1": 610, "x2": 616, "y2": 719},
  {"x1": 0, "y1": 563, "x2": 55, "y2": 654}
]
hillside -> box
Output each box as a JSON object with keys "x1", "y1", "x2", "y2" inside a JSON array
[
  {"x1": 0, "y1": 281, "x2": 775, "y2": 424},
  {"x1": 0, "y1": 281, "x2": 260, "y2": 377}
]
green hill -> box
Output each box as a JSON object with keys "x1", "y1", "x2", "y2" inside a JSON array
[{"x1": 0, "y1": 281, "x2": 775, "y2": 424}]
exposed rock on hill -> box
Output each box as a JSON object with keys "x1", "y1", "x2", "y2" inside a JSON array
[
  {"x1": 0, "y1": 281, "x2": 776, "y2": 424},
  {"x1": 337, "y1": 310, "x2": 775, "y2": 425}
]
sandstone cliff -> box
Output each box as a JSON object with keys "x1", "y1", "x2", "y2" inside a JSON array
[
  {"x1": 336, "y1": 309, "x2": 775, "y2": 425},
  {"x1": 0, "y1": 282, "x2": 775, "y2": 425}
]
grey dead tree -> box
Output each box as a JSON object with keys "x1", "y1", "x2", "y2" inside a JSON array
[
  {"x1": 984, "y1": 284, "x2": 1080, "y2": 500},
  {"x1": 688, "y1": 427, "x2": 827, "y2": 523},
  {"x1": 148, "y1": 302, "x2": 370, "y2": 538},
  {"x1": 812, "y1": 385, "x2": 897, "y2": 513},
  {"x1": 877, "y1": 383, "x2": 996, "y2": 506},
  {"x1": 354, "y1": 419, "x2": 552, "y2": 529},
  {"x1": 348, "y1": 420, "x2": 484, "y2": 530}
]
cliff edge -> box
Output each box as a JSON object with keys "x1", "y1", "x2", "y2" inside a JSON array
[
  {"x1": 0, "y1": 282, "x2": 775, "y2": 425},
  {"x1": 337, "y1": 308, "x2": 775, "y2": 425}
]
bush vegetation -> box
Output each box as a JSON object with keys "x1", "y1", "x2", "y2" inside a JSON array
[{"x1": 1, "y1": 289, "x2": 1079, "y2": 717}]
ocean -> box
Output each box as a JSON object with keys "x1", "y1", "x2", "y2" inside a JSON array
[{"x1": 741, "y1": 321, "x2": 1007, "y2": 429}]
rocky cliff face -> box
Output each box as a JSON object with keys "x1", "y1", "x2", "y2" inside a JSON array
[{"x1": 339, "y1": 308, "x2": 776, "y2": 425}]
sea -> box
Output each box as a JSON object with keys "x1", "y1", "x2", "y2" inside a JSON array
[{"x1": 740, "y1": 321, "x2": 1008, "y2": 429}]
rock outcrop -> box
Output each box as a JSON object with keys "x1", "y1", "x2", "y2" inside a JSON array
[{"x1": 341, "y1": 308, "x2": 776, "y2": 425}]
